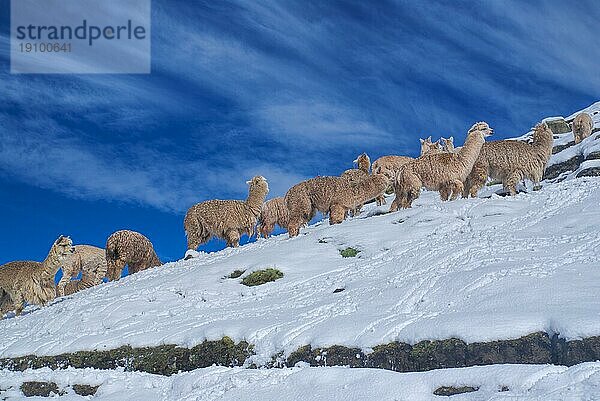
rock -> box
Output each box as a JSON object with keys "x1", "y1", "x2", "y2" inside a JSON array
[
  {"x1": 433, "y1": 386, "x2": 478, "y2": 396},
  {"x1": 20, "y1": 381, "x2": 62, "y2": 397},
  {"x1": 543, "y1": 155, "x2": 584, "y2": 180},
  {"x1": 411, "y1": 338, "x2": 467, "y2": 371},
  {"x1": 466, "y1": 332, "x2": 551, "y2": 365},
  {"x1": 544, "y1": 117, "x2": 571, "y2": 134},
  {"x1": 577, "y1": 167, "x2": 600, "y2": 178},
  {"x1": 72, "y1": 384, "x2": 100, "y2": 396}
]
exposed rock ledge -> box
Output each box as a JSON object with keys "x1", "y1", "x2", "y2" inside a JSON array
[{"x1": 1, "y1": 332, "x2": 600, "y2": 376}]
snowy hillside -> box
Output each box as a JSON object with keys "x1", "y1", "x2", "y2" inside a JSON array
[
  {"x1": 3, "y1": 363, "x2": 600, "y2": 400},
  {"x1": 1, "y1": 104, "x2": 600, "y2": 399},
  {"x1": 1, "y1": 138, "x2": 600, "y2": 362}
]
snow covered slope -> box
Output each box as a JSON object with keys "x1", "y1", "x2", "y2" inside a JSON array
[
  {"x1": 1, "y1": 177, "x2": 600, "y2": 362},
  {"x1": 1, "y1": 104, "x2": 599, "y2": 366},
  {"x1": 3, "y1": 363, "x2": 600, "y2": 401}
]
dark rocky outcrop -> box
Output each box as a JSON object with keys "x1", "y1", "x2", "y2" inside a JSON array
[
  {"x1": 20, "y1": 381, "x2": 62, "y2": 397},
  {"x1": 544, "y1": 155, "x2": 584, "y2": 180},
  {"x1": 545, "y1": 118, "x2": 571, "y2": 135},
  {"x1": 72, "y1": 384, "x2": 100, "y2": 396},
  {"x1": 2, "y1": 333, "x2": 600, "y2": 376},
  {"x1": 433, "y1": 386, "x2": 478, "y2": 396}
]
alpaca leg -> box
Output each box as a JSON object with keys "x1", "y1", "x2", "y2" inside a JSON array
[
  {"x1": 449, "y1": 180, "x2": 464, "y2": 201},
  {"x1": 402, "y1": 186, "x2": 421, "y2": 208},
  {"x1": 225, "y1": 229, "x2": 241, "y2": 247},
  {"x1": 376, "y1": 194, "x2": 386, "y2": 206},
  {"x1": 389, "y1": 195, "x2": 400, "y2": 213},
  {"x1": 329, "y1": 204, "x2": 347, "y2": 225},
  {"x1": 439, "y1": 184, "x2": 451, "y2": 201},
  {"x1": 13, "y1": 292, "x2": 24, "y2": 316},
  {"x1": 504, "y1": 171, "x2": 522, "y2": 196},
  {"x1": 0, "y1": 290, "x2": 12, "y2": 317},
  {"x1": 287, "y1": 217, "x2": 303, "y2": 238},
  {"x1": 107, "y1": 259, "x2": 126, "y2": 281}
]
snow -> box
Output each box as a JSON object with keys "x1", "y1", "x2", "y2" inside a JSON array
[
  {"x1": 2, "y1": 363, "x2": 600, "y2": 400},
  {"x1": 1, "y1": 174, "x2": 600, "y2": 361}
]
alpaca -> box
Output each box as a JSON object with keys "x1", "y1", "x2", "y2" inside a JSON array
[
  {"x1": 420, "y1": 137, "x2": 442, "y2": 156},
  {"x1": 0, "y1": 235, "x2": 74, "y2": 317},
  {"x1": 391, "y1": 122, "x2": 493, "y2": 211},
  {"x1": 371, "y1": 155, "x2": 414, "y2": 205},
  {"x1": 572, "y1": 112, "x2": 594, "y2": 144},
  {"x1": 57, "y1": 245, "x2": 107, "y2": 296},
  {"x1": 184, "y1": 176, "x2": 269, "y2": 250},
  {"x1": 285, "y1": 173, "x2": 389, "y2": 237},
  {"x1": 340, "y1": 153, "x2": 374, "y2": 215},
  {"x1": 256, "y1": 197, "x2": 289, "y2": 238},
  {"x1": 441, "y1": 136, "x2": 455, "y2": 152},
  {"x1": 105, "y1": 230, "x2": 161, "y2": 281},
  {"x1": 463, "y1": 122, "x2": 554, "y2": 197}
]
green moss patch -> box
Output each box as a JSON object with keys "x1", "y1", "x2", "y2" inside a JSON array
[
  {"x1": 340, "y1": 247, "x2": 360, "y2": 258},
  {"x1": 241, "y1": 269, "x2": 284, "y2": 287},
  {"x1": 228, "y1": 270, "x2": 246, "y2": 279}
]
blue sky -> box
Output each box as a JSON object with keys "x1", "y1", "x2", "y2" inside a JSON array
[{"x1": 1, "y1": 0, "x2": 599, "y2": 265}]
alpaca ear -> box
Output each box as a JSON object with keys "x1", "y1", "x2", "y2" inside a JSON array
[
  {"x1": 449, "y1": 136, "x2": 453, "y2": 141},
  {"x1": 246, "y1": 180, "x2": 251, "y2": 185},
  {"x1": 419, "y1": 138, "x2": 425, "y2": 144},
  {"x1": 426, "y1": 136, "x2": 432, "y2": 142}
]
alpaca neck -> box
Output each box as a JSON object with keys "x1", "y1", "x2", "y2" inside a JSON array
[
  {"x1": 41, "y1": 247, "x2": 62, "y2": 281},
  {"x1": 246, "y1": 187, "x2": 268, "y2": 216},
  {"x1": 457, "y1": 131, "x2": 485, "y2": 167},
  {"x1": 532, "y1": 130, "x2": 554, "y2": 156}
]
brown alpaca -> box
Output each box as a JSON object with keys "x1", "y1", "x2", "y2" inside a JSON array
[
  {"x1": 572, "y1": 112, "x2": 594, "y2": 144},
  {"x1": 391, "y1": 122, "x2": 493, "y2": 211},
  {"x1": 257, "y1": 197, "x2": 289, "y2": 238},
  {"x1": 105, "y1": 230, "x2": 161, "y2": 281},
  {"x1": 184, "y1": 176, "x2": 269, "y2": 250},
  {"x1": 340, "y1": 153, "x2": 374, "y2": 215},
  {"x1": 57, "y1": 245, "x2": 107, "y2": 296},
  {"x1": 285, "y1": 173, "x2": 389, "y2": 237},
  {"x1": 0, "y1": 235, "x2": 74, "y2": 317},
  {"x1": 371, "y1": 155, "x2": 414, "y2": 205},
  {"x1": 440, "y1": 136, "x2": 456, "y2": 152},
  {"x1": 463, "y1": 122, "x2": 554, "y2": 197},
  {"x1": 420, "y1": 137, "x2": 442, "y2": 156}
]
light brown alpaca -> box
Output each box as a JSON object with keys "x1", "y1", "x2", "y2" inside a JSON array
[
  {"x1": 0, "y1": 235, "x2": 74, "y2": 317},
  {"x1": 572, "y1": 112, "x2": 593, "y2": 144},
  {"x1": 285, "y1": 173, "x2": 389, "y2": 237},
  {"x1": 57, "y1": 245, "x2": 107, "y2": 296},
  {"x1": 340, "y1": 153, "x2": 374, "y2": 215},
  {"x1": 184, "y1": 176, "x2": 269, "y2": 250},
  {"x1": 441, "y1": 136, "x2": 455, "y2": 152},
  {"x1": 420, "y1": 137, "x2": 442, "y2": 156},
  {"x1": 391, "y1": 122, "x2": 493, "y2": 211},
  {"x1": 463, "y1": 122, "x2": 554, "y2": 197},
  {"x1": 105, "y1": 230, "x2": 161, "y2": 281},
  {"x1": 371, "y1": 155, "x2": 414, "y2": 205},
  {"x1": 257, "y1": 197, "x2": 290, "y2": 238}
]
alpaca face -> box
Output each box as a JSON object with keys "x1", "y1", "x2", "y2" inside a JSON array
[
  {"x1": 247, "y1": 176, "x2": 269, "y2": 194},
  {"x1": 469, "y1": 122, "x2": 493, "y2": 137},
  {"x1": 354, "y1": 153, "x2": 371, "y2": 172},
  {"x1": 441, "y1": 137, "x2": 454, "y2": 151},
  {"x1": 54, "y1": 235, "x2": 75, "y2": 260}
]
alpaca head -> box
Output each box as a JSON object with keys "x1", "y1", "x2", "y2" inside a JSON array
[
  {"x1": 247, "y1": 175, "x2": 269, "y2": 195},
  {"x1": 419, "y1": 136, "x2": 432, "y2": 155},
  {"x1": 468, "y1": 122, "x2": 493, "y2": 138},
  {"x1": 52, "y1": 235, "x2": 75, "y2": 261},
  {"x1": 532, "y1": 122, "x2": 553, "y2": 143},
  {"x1": 353, "y1": 153, "x2": 371, "y2": 172},
  {"x1": 441, "y1": 136, "x2": 454, "y2": 151}
]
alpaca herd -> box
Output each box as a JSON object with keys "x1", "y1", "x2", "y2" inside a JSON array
[{"x1": 0, "y1": 113, "x2": 594, "y2": 319}]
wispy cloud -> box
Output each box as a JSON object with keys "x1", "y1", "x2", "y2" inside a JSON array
[{"x1": 1, "y1": 0, "x2": 599, "y2": 212}]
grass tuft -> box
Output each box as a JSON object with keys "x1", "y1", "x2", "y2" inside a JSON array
[
  {"x1": 241, "y1": 268, "x2": 284, "y2": 287},
  {"x1": 340, "y1": 247, "x2": 360, "y2": 258}
]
